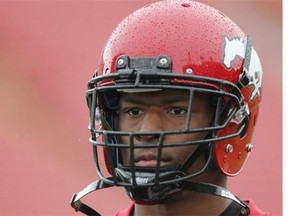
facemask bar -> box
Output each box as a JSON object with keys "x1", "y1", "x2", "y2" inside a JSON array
[{"x1": 86, "y1": 71, "x2": 248, "y2": 188}]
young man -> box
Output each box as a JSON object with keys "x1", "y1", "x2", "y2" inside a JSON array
[{"x1": 71, "y1": 0, "x2": 272, "y2": 215}]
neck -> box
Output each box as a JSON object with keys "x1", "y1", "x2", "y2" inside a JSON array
[{"x1": 134, "y1": 191, "x2": 231, "y2": 216}]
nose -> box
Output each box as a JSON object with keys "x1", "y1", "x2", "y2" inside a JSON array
[{"x1": 134, "y1": 111, "x2": 164, "y2": 143}]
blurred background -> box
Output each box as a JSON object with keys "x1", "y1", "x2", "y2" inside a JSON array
[{"x1": 0, "y1": 0, "x2": 282, "y2": 215}]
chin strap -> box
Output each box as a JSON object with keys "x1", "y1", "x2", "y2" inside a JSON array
[
  {"x1": 71, "y1": 179, "x2": 250, "y2": 216},
  {"x1": 71, "y1": 180, "x2": 250, "y2": 216},
  {"x1": 70, "y1": 179, "x2": 113, "y2": 216},
  {"x1": 183, "y1": 181, "x2": 250, "y2": 215}
]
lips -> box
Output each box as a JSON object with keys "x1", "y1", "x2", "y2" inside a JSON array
[{"x1": 134, "y1": 154, "x2": 172, "y2": 168}]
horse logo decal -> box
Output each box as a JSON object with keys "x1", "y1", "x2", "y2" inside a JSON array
[{"x1": 223, "y1": 36, "x2": 263, "y2": 101}]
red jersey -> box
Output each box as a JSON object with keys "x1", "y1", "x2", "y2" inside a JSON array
[{"x1": 115, "y1": 200, "x2": 273, "y2": 216}]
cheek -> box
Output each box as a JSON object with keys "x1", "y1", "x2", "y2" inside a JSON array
[
  {"x1": 167, "y1": 138, "x2": 207, "y2": 173},
  {"x1": 121, "y1": 149, "x2": 129, "y2": 165},
  {"x1": 166, "y1": 133, "x2": 202, "y2": 159},
  {"x1": 118, "y1": 115, "x2": 128, "y2": 131},
  {"x1": 170, "y1": 145, "x2": 196, "y2": 162},
  {"x1": 190, "y1": 111, "x2": 213, "y2": 129},
  {"x1": 118, "y1": 135, "x2": 133, "y2": 165}
]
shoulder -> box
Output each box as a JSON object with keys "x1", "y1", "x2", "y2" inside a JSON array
[
  {"x1": 115, "y1": 203, "x2": 134, "y2": 216},
  {"x1": 245, "y1": 200, "x2": 274, "y2": 216}
]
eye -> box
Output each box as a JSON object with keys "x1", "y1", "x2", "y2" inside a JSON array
[
  {"x1": 127, "y1": 108, "x2": 144, "y2": 116},
  {"x1": 168, "y1": 107, "x2": 187, "y2": 115}
]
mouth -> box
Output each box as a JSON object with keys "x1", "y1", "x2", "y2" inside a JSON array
[{"x1": 134, "y1": 154, "x2": 172, "y2": 168}]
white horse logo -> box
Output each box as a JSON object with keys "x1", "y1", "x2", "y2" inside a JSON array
[{"x1": 223, "y1": 36, "x2": 263, "y2": 101}]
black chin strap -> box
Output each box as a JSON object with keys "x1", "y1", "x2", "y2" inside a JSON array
[
  {"x1": 183, "y1": 181, "x2": 250, "y2": 215},
  {"x1": 70, "y1": 179, "x2": 113, "y2": 216},
  {"x1": 71, "y1": 179, "x2": 250, "y2": 216}
]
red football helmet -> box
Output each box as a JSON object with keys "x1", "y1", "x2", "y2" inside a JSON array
[{"x1": 71, "y1": 0, "x2": 262, "y2": 214}]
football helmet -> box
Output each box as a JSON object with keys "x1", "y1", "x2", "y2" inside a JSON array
[{"x1": 71, "y1": 0, "x2": 262, "y2": 214}]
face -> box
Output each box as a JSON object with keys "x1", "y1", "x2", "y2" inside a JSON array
[{"x1": 117, "y1": 89, "x2": 214, "y2": 171}]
